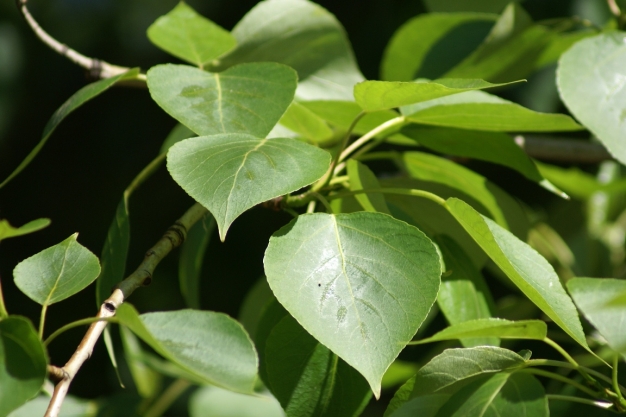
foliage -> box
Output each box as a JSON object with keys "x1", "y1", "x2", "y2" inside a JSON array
[{"x1": 3, "y1": 0, "x2": 626, "y2": 416}]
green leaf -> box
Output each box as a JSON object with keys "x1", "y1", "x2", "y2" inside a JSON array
[
  {"x1": 0, "y1": 219, "x2": 50, "y2": 243},
  {"x1": 445, "y1": 198, "x2": 588, "y2": 350},
  {"x1": 435, "y1": 372, "x2": 547, "y2": 417},
  {"x1": 347, "y1": 160, "x2": 390, "y2": 214},
  {"x1": 265, "y1": 314, "x2": 371, "y2": 417},
  {"x1": 147, "y1": 63, "x2": 297, "y2": 138},
  {"x1": 381, "y1": 13, "x2": 497, "y2": 81},
  {"x1": 254, "y1": 298, "x2": 288, "y2": 385},
  {"x1": 444, "y1": 4, "x2": 553, "y2": 82},
  {"x1": 535, "y1": 161, "x2": 602, "y2": 200},
  {"x1": 119, "y1": 326, "x2": 161, "y2": 399},
  {"x1": 167, "y1": 134, "x2": 330, "y2": 240},
  {"x1": 0, "y1": 68, "x2": 140, "y2": 188},
  {"x1": 160, "y1": 123, "x2": 196, "y2": 154},
  {"x1": 178, "y1": 214, "x2": 214, "y2": 309},
  {"x1": 215, "y1": 0, "x2": 364, "y2": 100},
  {"x1": 300, "y1": 101, "x2": 400, "y2": 135},
  {"x1": 535, "y1": 30, "x2": 596, "y2": 69},
  {"x1": 435, "y1": 235, "x2": 497, "y2": 347},
  {"x1": 424, "y1": 0, "x2": 518, "y2": 13},
  {"x1": 147, "y1": 2, "x2": 236, "y2": 67},
  {"x1": 278, "y1": 102, "x2": 334, "y2": 145},
  {"x1": 14, "y1": 234, "x2": 101, "y2": 305},
  {"x1": 388, "y1": 392, "x2": 450, "y2": 417},
  {"x1": 116, "y1": 304, "x2": 258, "y2": 393},
  {"x1": 238, "y1": 277, "x2": 274, "y2": 341},
  {"x1": 411, "y1": 346, "x2": 527, "y2": 397},
  {"x1": 402, "y1": 90, "x2": 583, "y2": 132},
  {"x1": 568, "y1": 278, "x2": 626, "y2": 357},
  {"x1": 189, "y1": 386, "x2": 283, "y2": 417},
  {"x1": 264, "y1": 212, "x2": 441, "y2": 397},
  {"x1": 354, "y1": 79, "x2": 521, "y2": 112},
  {"x1": 96, "y1": 199, "x2": 130, "y2": 305},
  {"x1": 7, "y1": 395, "x2": 95, "y2": 417},
  {"x1": 412, "y1": 318, "x2": 546, "y2": 345},
  {"x1": 0, "y1": 317, "x2": 48, "y2": 416},
  {"x1": 558, "y1": 32, "x2": 626, "y2": 165},
  {"x1": 381, "y1": 360, "x2": 419, "y2": 390},
  {"x1": 403, "y1": 152, "x2": 510, "y2": 229}
]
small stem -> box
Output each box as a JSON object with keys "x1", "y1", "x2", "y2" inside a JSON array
[
  {"x1": 0, "y1": 276, "x2": 8, "y2": 318},
  {"x1": 306, "y1": 200, "x2": 317, "y2": 214},
  {"x1": 546, "y1": 394, "x2": 613, "y2": 409},
  {"x1": 39, "y1": 304, "x2": 48, "y2": 339},
  {"x1": 124, "y1": 153, "x2": 167, "y2": 201},
  {"x1": 526, "y1": 359, "x2": 626, "y2": 394},
  {"x1": 518, "y1": 368, "x2": 599, "y2": 398},
  {"x1": 311, "y1": 112, "x2": 365, "y2": 192},
  {"x1": 312, "y1": 192, "x2": 333, "y2": 213},
  {"x1": 613, "y1": 354, "x2": 626, "y2": 404},
  {"x1": 44, "y1": 317, "x2": 117, "y2": 346},
  {"x1": 544, "y1": 337, "x2": 599, "y2": 386},
  {"x1": 327, "y1": 187, "x2": 446, "y2": 206},
  {"x1": 608, "y1": 0, "x2": 621, "y2": 17},
  {"x1": 338, "y1": 116, "x2": 406, "y2": 163},
  {"x1": 329, "y1": 175, "x2": 349, "y2": 186},
  {"x1": 143, "y1": 379, "x2": 192, "y2": 417}
]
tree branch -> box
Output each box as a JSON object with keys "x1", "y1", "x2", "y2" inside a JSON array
[
  {"x1": 44, "y1": 203, "x2": 208, "y2": 417},
  {"x1": 16, "y1": 0, "x2": 131, "y2": 79},
  {"x1": 515, "y1": 135, "x2": 612, "y2": 164}
]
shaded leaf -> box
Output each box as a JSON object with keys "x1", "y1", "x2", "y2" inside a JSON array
[
  {"x1": 147, "y1": 2, "x2": 236, "y2": 67},
  {"x1": 300, "y1": 101, "x2": 400, "y2": 136},
  {"x1": 381, "y1": 360, "x2": 419, "y2": 390},
  {"x1": 14, "y1": 234, "x2": 101, "y2": 306},
  {"x1": 189, "y1": 386, "x2": 284, "y2": 417},
  {"x1": 147, "y1": 63, "x2": 297, "y2": 138},
  {"x1": 97, "y1": 199, "x2": 130, "y2": 305},
  {"x1": 179, "y1": 214, "x2": 215, "y2": 309},
  {"x1": 0, "y1": 317, "x2": 48, "y2": 416},
  {"x1": 238, "y1": 277, "x2": 275, "y2": 341},
  {"x1": 381, "y1": 13, "x2": 497, "y2": 82},
  {"x1": 424, "y1": 0, "x2": 517, "y2": 13},
  {"x1": 347, "y1": 160, "x2": 390, "y2": 214},
  {"x1": 388, "y1": 392, "x2": 449, "y2": 417},
  {"x1": 568, "y1": 278, "x2": 626, "y2": 357},
  {"x1": 402, "y1": 90, "x2": 583, "y2": 132},
  {"x1": 160, "y1": 123, "x2": 196, "y2": 154},
  {"x1": 0, "y1": 68, "x2": 140, "y2": 188},
  {"x1": 167, "y1": 134, "x2": 330, "y2": 240},
  {"x1": 535, "y1": 161, "x2": 603, "y2": 200},
  {"x1": 116, "y1": 304, "x2": 258, "y2": 393},
  {"x1": 0, "y1": 219, "x2": 50, "y2": 243},
  {"x1": 264, "y1": 212, "x2": 441, "y2": 397},
  {"x1": 7, "y1": 395, "x2": 95, "y2": 417},
  {"x1": 120, "y1": 325, "x2": 161, "y2": 399},
  {"x1": 278, "y1": 102, "x2": 334, "y2": 145},
  {"x1": 215, "y1": 0, "x2": 364, "y2": 100},
  {"x1": 265, "y1": 315, "x2": 371, "y2": 417},
  {"x1": 558, "y1": 32, "x2": 626, "y2": 165},
  {"x1": 445, "y1": 198, "x2": 588, "y2": 350},
  {"x1": 254, "y1": 299, "x2": 289, "y2": 385},
  {"x1": 354, "y1": 78, "x2": 520, "y2": 112}
]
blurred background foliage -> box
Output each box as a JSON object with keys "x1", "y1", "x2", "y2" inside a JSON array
[{"x1": 0, "y1": 0, "x2": 623, "y2": 414}]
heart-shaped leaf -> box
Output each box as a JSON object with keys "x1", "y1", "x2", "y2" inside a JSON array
[
  {"x1": 354, "y1": 79, "x2": 520, "y2": 112},
  {"x1": 14, "y1": 234, "x2": 101, "y2": 306},
  {"x1": 147, "y1": 63, "x2": 297, "y2": 137},
  {"x1": 167, "y1": 134, "x2": 330, "y2": 240},
  {"x1": 0, "y1": 317, "x2": 48, "y2": 416},
  {"x1": 558, "y1": 32, "x2": 626, "y2": 165},
  {"x1": 264, "y1": 212, "x2": 441, "y2": 397},
  {"x1": 116, "y1": 304, "x2": 258, "y2": 393},
  {"x1": 147, "y1": 2, "x2": 236, "y2": 67},
  {"x1": 0, "y1": 218, "x2": 50, "y2": 243}
]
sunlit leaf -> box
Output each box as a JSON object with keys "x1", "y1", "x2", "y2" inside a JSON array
[
  {"x1": 558, "y1": 32, "x2": 626, "y2": 165},
  {"x1": 0, "y1": 317, "x2": 48, "y2": 416},
  {"x1": 14, "y1": 234, "x2": 101, "y2": 306},
  {"x1": 147, "y1": 2, "x2": 236, "y2": 67},
  {"x1": 147, "y1": 63, "x2": 297, "y2": 138},
  {"x1": 167, "y1": 133, "x2": 330, "y2": 240},
  {"x1": 264, "y1": 212, "x2": 441, "y2": 397},
  {"x1": 0, "y1": 218, "x2": 50, "y2": 243},
  {"x1": 116, "y1": 304, "x2": 258, "y2": 393}
]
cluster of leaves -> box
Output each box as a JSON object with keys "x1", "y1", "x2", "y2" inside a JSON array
[{"x1": 4, "y1": 0, "x2": 626, "y2": 416}]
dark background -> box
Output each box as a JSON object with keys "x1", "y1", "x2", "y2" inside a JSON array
[{"x1": 0, "y1": 0, "x2": 614, "y2": 413}]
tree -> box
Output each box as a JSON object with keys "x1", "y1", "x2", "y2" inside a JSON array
[{"x1": 2, "y1": 0, "x2": 626, "y2": 416}]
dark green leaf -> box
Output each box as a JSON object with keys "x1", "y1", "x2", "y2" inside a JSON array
[
  {"x1": 14, "y1": 234, "x2": 101, "y2": 305},
  {"x1": 215, "y1": 0, "x2": 364, "y2": 100},
  {"x1": 265, "y1": 315, "x2": 371, "y2": 417},
  {"x1": 147, "y1": 63, "x2": 297, "y2": 138},
  {"x1": 97, "y1": 199, "x2": 130, "y2": 305},
  {"x1": 402, "y1": 90, "x2": 583, "y2": 132},
  {"x1": 381, "y1": 360, "x2": 419, "y2": 390},
  {"x1": 160, "y1": 123, "x2": 196, "y2": 154},
  {"x1": 189, "y1": 386, "x2": 283, "y2": 417},
  {"x1": 119, "y1": 325, "x2": 161, "y2": 399},
  {"x1": 0, "y1": 317, "x2": 48, "y2": 416},
  {"x1": 568, "y1": 278, "x2": 626, "y2": 357},
  {"x1": 347, "y1": 160, "x2": 390, "y2": 214},
  {"x1": 0, "y1": 69, "x2": 140, "y2": 188},
  {"x1": 238, "y1": 277, "x2": 275, "y2": 341},
  {"x1": 264, "y1": 212, "x2": 441, "y2": 397},
  {"x1": 354, "y1": 79, "x2": 520, "y2": 112},
  {"x1": 116, "y1": 304, "x2": 258, "y2": 393},
  {"x1": 0, "y1": 219, "x2": 50, "y2": 243},
  {"x1": 435, "y1": 235, "x2": 497, "y2": 347},
  {"x1": 167, "y1": 134, "x2": 330, "y2": 240},
  {"x1": 424, "y1": 0, "x2": 518, "y2": 13},
  {"x1": 445, "y1": 198, "x2": 588, "y2": 350},
  {"x1": 147, "y1": 2, "x2": 236, "y2": 67},
  {"x1": 254, "y1": 298, "x2": 288, "y2": 385},
  {"x1": 300, "y1": 101, "x2": 400, "y2": 135},
  {"x1": 558, "y1": 32, "x2": 626, "y2": 165},
  {"x1": 179, "y1": 214, "x2": 215, "y2": 309},
  {"x1": 388, "y1": 393, "x2": 449, "y2": 417},
  {"x1": 535, "y1": 161, "x2": 603, "y2": 200},
  {"x1": 381, "y1": 13, "x2": 497, "y2": 81}
]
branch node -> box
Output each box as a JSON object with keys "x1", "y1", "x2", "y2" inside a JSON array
[
  {"x1": 165, "y1": 221, "x2": 187, "y2": 247},
  {"x1": 104, "y1": 302, "x2": 116, "y2": 313},
  {"x1": 47, "y1": 365, "x2": 68, "y2": 383}
]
